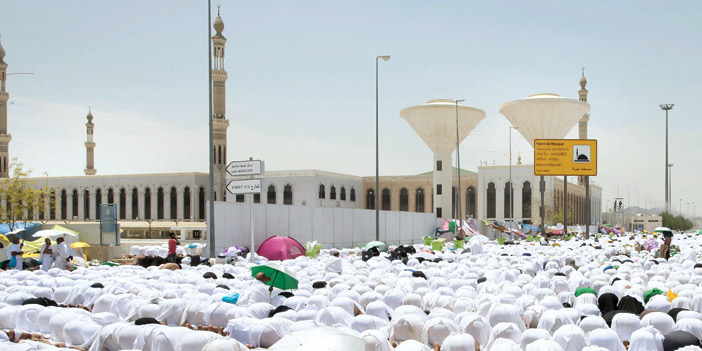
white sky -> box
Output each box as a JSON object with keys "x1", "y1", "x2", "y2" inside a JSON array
[{"x1": 1, "y1": 0, "x2": 700, "y2": 217}]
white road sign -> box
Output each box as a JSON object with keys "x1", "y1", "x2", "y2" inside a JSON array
[
  {"x1": 226, "y1": 179, "x2": 263, "y2": 195},
  {"x1": 226, "y1": 160, "x2": 264, "y2": 176}
]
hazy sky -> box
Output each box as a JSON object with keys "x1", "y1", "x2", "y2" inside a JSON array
[{"x1": 1, "y1": 1, "x2": 700, "y2": 216}]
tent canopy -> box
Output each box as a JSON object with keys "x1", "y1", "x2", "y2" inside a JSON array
[{"x1": 256, "y1": 236, "x2": 306, "y2": 261}]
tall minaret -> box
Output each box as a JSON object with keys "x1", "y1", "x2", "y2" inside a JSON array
[
  {"x1": 0, "y1": 38, "x2": 12, "y2": 178},
  {"x1": 212, "y1": 8, "x2": 230, "y2": 200},
  {"x1": 84, "y1": 108, "x2": 96, "y2": 175},
  {"x1": 578, "y1": 67, "x2": 589, "y2": 186}
]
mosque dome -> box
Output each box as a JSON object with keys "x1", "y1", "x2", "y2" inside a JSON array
[
  {"x1": 214, "y1": 16, "x2": 224, "y2": 35},
  {"x1": 87, "y1": 110, "x2": 94, "y2": 123},
  {"x1": 579, "y1": 74, "x2": 587, "y2": 90}
]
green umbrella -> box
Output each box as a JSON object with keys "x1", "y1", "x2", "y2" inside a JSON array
[
  {"x1": 364, "y1": 241, "x2": 387, "y2": 252},
  {"x1": 251, "y1": 262, "x2": 298, "y2": 290},
  {"x1": 644, "y1": 288, "x2": 665, "y2": 304},
  {"x1": 575, "y1": 287, "x2": 597, "y2": 298}
]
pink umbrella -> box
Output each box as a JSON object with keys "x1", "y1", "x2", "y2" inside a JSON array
[{"x1": 256, "y1": 236, "x2": 306, "y2": 261}]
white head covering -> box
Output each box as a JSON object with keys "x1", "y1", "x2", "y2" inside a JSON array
[
  {"x1": 579, "y1": 315, "x2": 609, "y2": 334},
  {"x1": 420, "y1": 317, "x2": 458, "y2": 346},
  {"x1": 628, "y1": 326, "x2": 665, "y2": 351},
  {"x1": 390, "y1": 314, "x2": 425, "y2": 343},
  {"x1": 361, "y1": 329, "x2": 393, "y2": 351},
  {"x1": 441, "y1": 333, "x2": 476, "y2": 351},
  {"x1": 552, "y1": 324, "x2": 587, "y2": 351},
  {"x1": 525, "y1": 339, "x2": 565, "y2": 351},
  {"x1": 394, "y1": 339, "x2": 432, "y2": 351},
  {"x1": 611, "y1": 312, "x2": 641, "y2": 341},
  {"x1": 520, "y1": 328, "x2": 551, "y2": 350},
  {"x1": 487, "y1": 304, "x2": 525, "y2": 331},
  {"x1": 588, "y1": 328, "x2": 626, "y2": 351},
  {"x1": 675, "y1": 318, "x2": 702, "y2": 340},
  {"x1": 486, "y1": 322, "x2": 522, "y2": 349},
  {"x1": 642, "y1": 312, "x2": 676, "y2": 336}
]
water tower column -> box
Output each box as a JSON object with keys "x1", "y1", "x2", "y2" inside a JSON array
[{"x1": 433, "y1": 151, "x2": 453, "y2": 219}]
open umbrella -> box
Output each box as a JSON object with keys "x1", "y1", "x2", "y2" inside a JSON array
[
  {"x1": 0, "y1": 234, "x2": 8, "y2": 244},
  {"x1": 251, "y1": 261, "x2": 298, "y2": 290},
  {"x1": 70, "y1": 242, "x2": 91, "y2": 249},
  {"x1": 364, "y1": 240, "x2": 387, "y2": 252},
  {"x1": 268, "y1": 326, "x2": 365, "y2": 351},
  {"x1": 31, "y1": 230, "x2": 77, "y2": 239}
]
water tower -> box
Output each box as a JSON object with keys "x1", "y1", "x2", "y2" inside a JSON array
[
  {"x1": 499, "y1": 93, "x2": 590, "y2": 228},
  {"x1": 400, "y1": 99, "x2": 485, "y2": 219}
]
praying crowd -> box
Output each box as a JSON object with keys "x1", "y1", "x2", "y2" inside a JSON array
[{"x1": 2, "y1": 232, "x2": 702, "y2": 351}]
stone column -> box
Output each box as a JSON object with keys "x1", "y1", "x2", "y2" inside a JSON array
[
  {"x1": 150, "y1": 188, "x2": 157, "y2": 220},
  {"x1": 164, "y1": 188, "x2": 171, "y2": 220},
  {"x1": 67, "y1": 190, "x2": 74, "y2": 220},
  {"x1": 77, "y1": 190, "x2": 85, "y2": 220},
  {"x1": 125, "y1": 189, "x2": 133, "y2": 221},
  {"x1": 496, "y1": 182, "x2": 505, "y2": 220},
  {"x1": 138, "y1": 187, "x2": 145, "y2": 220},
  {"x1": 177, "y1": 187, "x2": 184, "y2": 220},
  {"x1": 88, "y1": 189, "x2": 96, "y2": 220},
  {"x1": 409, "y1": 188, "x2": 417, "y2": 212}
]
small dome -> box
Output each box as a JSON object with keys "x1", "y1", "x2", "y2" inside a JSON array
[
  {"x1": 580, "y1": 74, "x2": 587, "y2": 90},
  {"x1": 213, "y1": 16, "x2": 224, "y2": 35},
  {"x1": 86, "y1": 110, "x2": 93, "y2": 123}
]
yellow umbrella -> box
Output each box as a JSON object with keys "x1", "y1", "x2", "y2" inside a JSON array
[
  {"x1": 51, "y1": 224, "x2": 79, "y2": 236},
  {"x1": 71, "y1": 242, "x2": 91, "y2": 249},
  {"x1": 0, "y1": 233, "x2": 9, "y2": 244}
]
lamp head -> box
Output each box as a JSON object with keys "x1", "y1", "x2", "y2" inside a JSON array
[
  {"x1": 377, "y1": 55, "x2": 391, "y2": 61},
  {"x1": 660, "y1": 104, "x2": 674, "y2": 111}
]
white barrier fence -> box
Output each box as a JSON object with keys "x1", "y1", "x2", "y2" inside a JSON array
[{"x1": 212, "y1": 201, "x2": 438, "y2": 252}]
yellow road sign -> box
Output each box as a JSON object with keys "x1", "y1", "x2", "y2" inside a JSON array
[{"x1": 534, "y1": 139, "x2": 597, "y2": 176}]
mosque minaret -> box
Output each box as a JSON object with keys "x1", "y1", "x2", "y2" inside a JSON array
[
  {"x1": 0, "y1": 38, "x2": 11, "y2": 178},
  {"x1": 212, "y1": 9, "x2": 230, "y2": 200},
  {"x1": 578, "y1": 68, "x2": 589, "y2": 186},
  {"x1": 84, "y1": 109, "x2": 96, "y2": 175}
]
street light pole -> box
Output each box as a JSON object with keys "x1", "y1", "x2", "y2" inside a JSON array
[
  {"x1": 509, "y1": 126, "x2": 518, "y2": 233},
  {"x1": 375, "y1": 54, "x2": 390, "y2": 242},
  {"x1": 668, "y1": 163, "x2": 674, "y2": 213},
  {"x1": 661, "y1": 104, "x2": 673, "y2": 213},
  {"x1": 455, "y1": 99, "x2": 465, "y2": 235}
]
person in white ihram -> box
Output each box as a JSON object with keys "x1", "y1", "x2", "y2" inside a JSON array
[
  {"x1": 52, "y1": 237, "x2": 72, "y2": 270},
  {"x1": 8, "y1": 237, "x2": 23, "y2": 270},
  {"x1": 39, "y1": 237, "x2": 53, "y2": 271}
]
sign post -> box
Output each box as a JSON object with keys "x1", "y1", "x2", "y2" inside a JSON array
[
  {"x1": 534, "y1": 139, "x2": 597, "y2": 237},
  {"x1": 226, "y1": 159, "x2": 264, "y2": 262}
]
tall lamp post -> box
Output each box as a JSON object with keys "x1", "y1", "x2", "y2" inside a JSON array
[
  {"x1": 375, "y1": 54, "x2": 390, "y2": 241},
  {"x1": 509, "y1": 126, "x2": 519, "y2": 232},
  {"x1": 661, "y1": 104, "x2": 673, "y2": 212},
  {"x1": 455, "y1": 99, "x2": 465, "y2": 234}
]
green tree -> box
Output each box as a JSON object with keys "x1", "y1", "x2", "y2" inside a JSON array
[
  {"x1": 660, "y1": 211, "x2": 694, "y2": 231},
  {"x1": 0, "y1": 158, "x2": 53, "y2": 231}
]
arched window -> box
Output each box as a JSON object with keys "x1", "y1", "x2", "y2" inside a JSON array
[
  {"x1": 504, "y1": 182, "x2": 513, "y2": 219},
  {"x1": 132, "y1": 188, "x2": 139, "y2": 219},
  {"x1": 350, "y1": 188, "x2": 356, "y2": 202},
  {"x1": 157, "y1": 187, "x2": 164, "y2": 220},
  {"x1": 366, "y1": 189, "x2": 375, "y2": 210},
  {"x1": 452, "y1": 186, "x2": 456, "y2": 218},
  {"x1": 267, "y1": 185, "x2": 276, "y2": 204},
  {"x1": 399, "y1": 188, "x2": 409, "y2": 211},
  {"x1": 170, "y1": 187, "x2": 177, "y2": 220},
  {"x1": 283, "y1": 185, "x2": 293, "y2": 205},
  {"x1": 415, "y1": 188, "x2": 425, "y2": 212},
  {"x1": 83, "y1": 190, "x2": 90, "y2": 220},
  {"x1": 382, "y1": 188, "x2": 391, "y2": 210},
  {"x1": 487, "y1": 182, "x2": 496, "y2": 218},
  {"x1": 217, "y1": 146, "x2": 222, "y2": 165},
  {"x1": 466, "y1": 187, "x2": 476, "y2": 218},
  {"x1": 318, "y1": 184, "x2": 325, "y2": 199},
  {"x1": 198, "y1": 187, "x2": 205, "y2": 220},
  {"x1": 340, "y1": 187, "x2": 346, "y2": 201},
  {"x1": 107, "y1": 188, "x2": 114, "y2": 204},
  {"x1": 72, "y1": 189, "x2": 79, "y2": 219},
  {"x1": 119, "y1": 188, "x2": 126, "y2": 220},
  {"x1": 183, "y1": 187, "x2": 191, "y2": 219},
  {"x1": 95, "y1": 189, "x2": 101, "y2": 220},
  {"x1": 50, "y1": 190, "x2": 57, "y2": 220},
  {"x1": 522, "y1": 181, "x2": 532, "y2": 219},
  {"x1": 144, "y1": 188, "x2": 151, "y2": 220},
  {"x1": 60, "y1": 189, "x2": 68, "y2": 219},
  {"x1": 330, "y1": 186, "x2": 337, "y2": 200}
]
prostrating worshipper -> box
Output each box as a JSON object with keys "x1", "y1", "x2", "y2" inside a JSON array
[
  {"x1": 663, "y1": 330, "x2": 702, "y2": 351},
  {"x1": 8, "y1": 237, "x2": 24, "y2": 270},
  {"x1": 238, "y1": 272, "x2": 273, "y2": 306},
  {"x1": 325, "y1": 250, "x2": 343, "y2": 273},
  {"x1": 159, "y1": 262, "x2": 181, "y2": 271},
  {"x1": 39, "y1": 238, "x2": 53, "y2": 271}
]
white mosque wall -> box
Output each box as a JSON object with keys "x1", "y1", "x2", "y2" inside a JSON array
[{"x1": 212, "y1": 201, "x2": 437, "y2": 252}]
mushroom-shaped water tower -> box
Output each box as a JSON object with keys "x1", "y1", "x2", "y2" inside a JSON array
[
  {"x1": 499, "y1": 93, "x2": 590, "y2": 228},
  {"x1": 400, "y1": 99, "x2": 485, "y2": 219}
]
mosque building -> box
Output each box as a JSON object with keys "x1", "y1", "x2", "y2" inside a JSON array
[{"x1": 0, "y1": 12, "x2": 602, "y2": 244}]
